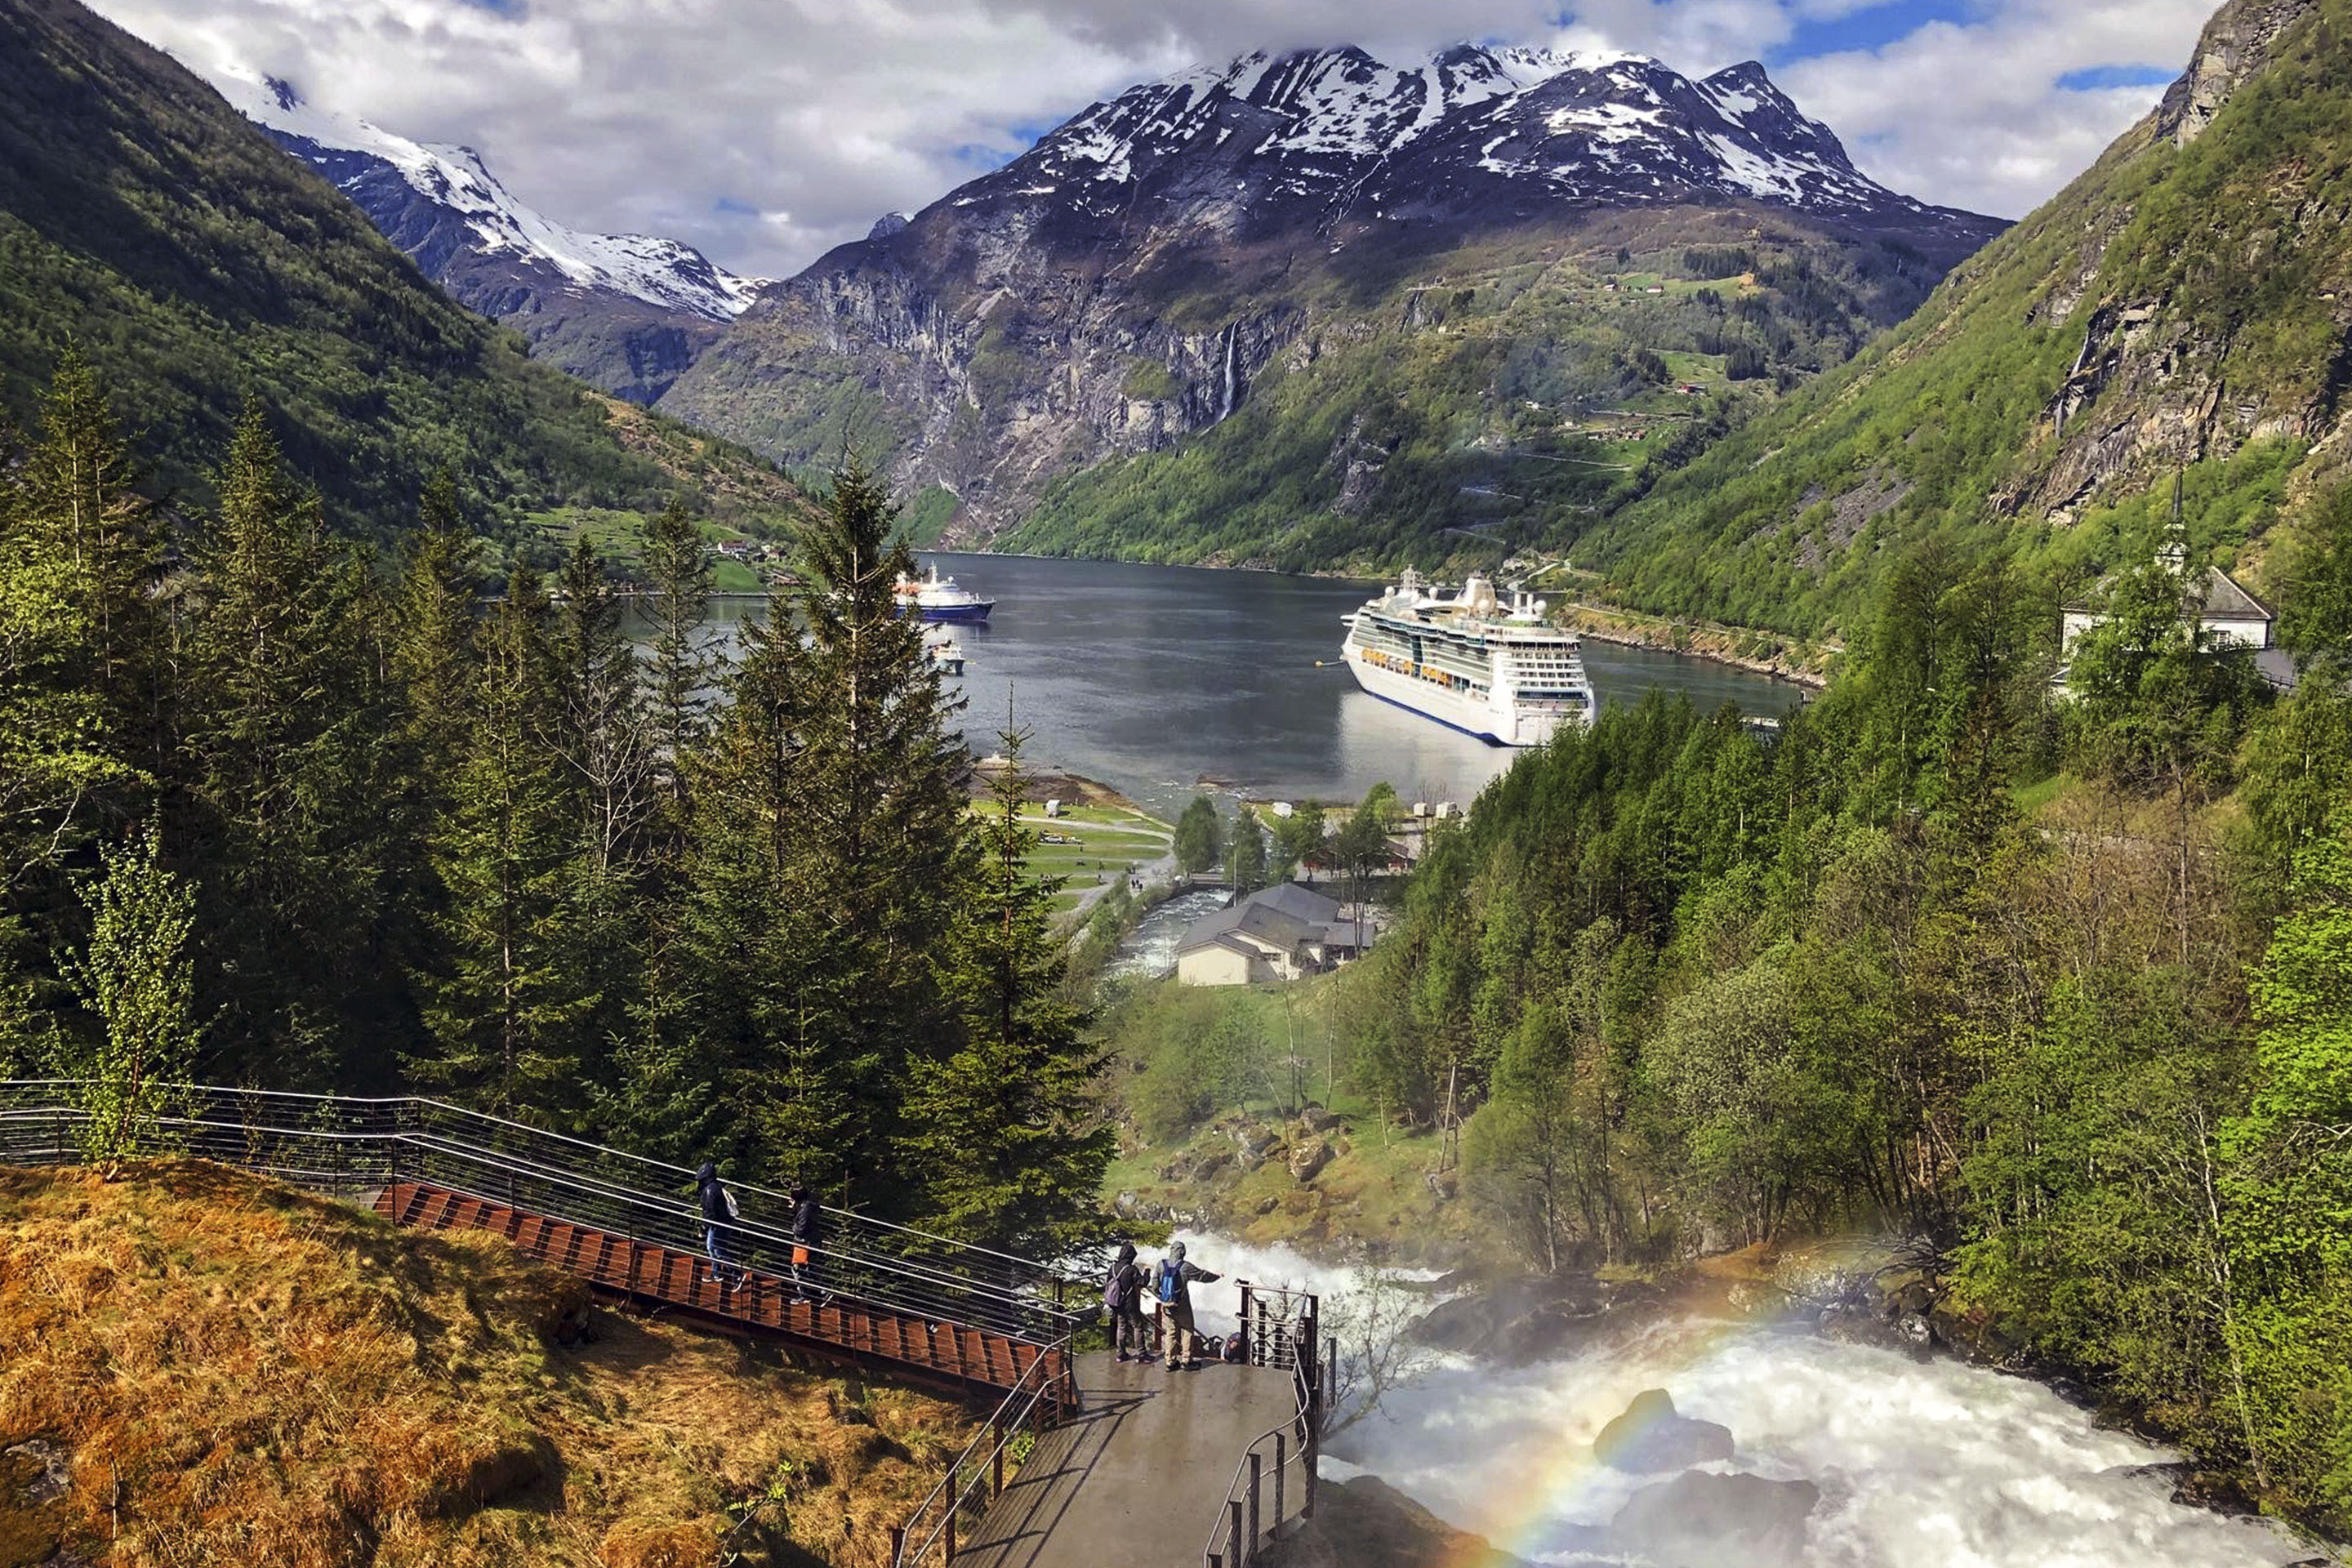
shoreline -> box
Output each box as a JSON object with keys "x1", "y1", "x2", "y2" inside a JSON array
[{"x1": 924, "y1": 546, "x2": 1836, "y2": 691}]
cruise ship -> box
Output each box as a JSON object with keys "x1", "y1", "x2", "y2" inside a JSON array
[
  {"x1": 895, "y1": 564, "x2": 993, "y2": 623},
  {"x1": 1340, "y1": 571, "x2": 1596, "y2": 746}
]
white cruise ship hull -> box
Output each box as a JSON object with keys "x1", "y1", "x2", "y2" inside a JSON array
[{"x1": 1343, "y1": 642, "x2": 1578, "y2": 747}]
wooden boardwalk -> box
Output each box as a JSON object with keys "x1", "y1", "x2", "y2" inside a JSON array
[
  {"x1": 375, "y1": 1180, "x2": 1069, "y2": 1403},
  {"x1": 953, "y1": 1351, "x2": 1306, "y2": 1568}
]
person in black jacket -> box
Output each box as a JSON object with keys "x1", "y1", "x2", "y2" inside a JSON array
[
  {"x1": 697, "y1": 1160, "x2": 745, "y2": 1294},
  {"x1": 789, "y1": 1187, "x2": 824, "y2": 1300},
  {"x1": 1106, "y1": 1241, "x2": 1149, "y2": 1362}
]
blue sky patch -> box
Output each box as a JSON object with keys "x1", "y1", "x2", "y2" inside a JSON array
[
  {"x1": 2056, "y1": 63, "x2": 2176, "y2": 91},
  {"x1": 714, "y1": 196, "x2": 759, "y2": 216},
  {"x1": 1765, "y1": 0, "x2": 1975, "y2": 65}
]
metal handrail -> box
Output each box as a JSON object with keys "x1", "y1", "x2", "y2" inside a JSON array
[
  {"x1": 1201, "y1": 1283, "x2": 1324, "y2": 1568},
  {"x1": 0, "y1": 1080, "x2": 1067, "y2": 1283},
  {"x1": 0, "y1": 1085, "x2": 1086, "y2": 1344},
  {"x1": 889, "y1": 1343, "x2": 1072, "y2": 1568}
]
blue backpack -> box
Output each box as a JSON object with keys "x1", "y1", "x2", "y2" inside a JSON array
[{"x1": 1156, "y1": 1260, "x2": 1183, "y2": 1304}]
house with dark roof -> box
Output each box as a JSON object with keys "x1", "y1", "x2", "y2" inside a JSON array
[{"x1": 1174, "y1": 882, "x2": 1369, "y2": 987}]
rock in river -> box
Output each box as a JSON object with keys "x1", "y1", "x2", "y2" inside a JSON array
[
  {"x1": 1591, "y1": 1388, "x2": 1735, "y2": 1473},
  {"x1": 1609, "y1": 1469, "x2": 1821, "y2": 1567}
]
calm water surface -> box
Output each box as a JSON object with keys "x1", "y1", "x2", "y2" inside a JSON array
[{"x1": 697, "y1": 553, "x2": 1801, "y2": 820}]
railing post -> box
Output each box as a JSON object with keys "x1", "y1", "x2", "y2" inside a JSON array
[
  {"x1": 1239, "y1": 1280, "x2": 1254, "y2": 1363},
  {"x1": 1274, "y1": 1432, "x2": 1286, "y2": 1531},
  {"x1": 889, "y1": 1525, "x2": 904, "y2": 1567},
  {"x1": 991, "y1": 1417, "x2": 1004, "y2": 1497},
  {"x1": 1227, "y1": 1500, "x2": 1244, "y2": 1568},
  {"x1": 1247, "y1": 1450, "x2": 1263, "y2": 1564},
  {"x1": 945, "y1": 1500, "x2": 956, "y2": 1563}
]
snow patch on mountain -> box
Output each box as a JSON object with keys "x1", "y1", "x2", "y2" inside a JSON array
[
  {"x1": 958, "y1": 42, "x2": 1941, "y2": 225},
  {"x1": 213, "y1": 66, "x2": 761, "y2": 322}
]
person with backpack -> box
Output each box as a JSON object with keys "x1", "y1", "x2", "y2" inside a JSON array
[
  {"x1": 1152, "y1": 1241, "x2": 1222, "y2": 1371},
  {"x1": 1104, "y1": 1241, "x2": 1149, "y2": 1362},
  {"x1": 789, "y1": 1187, "x2": 825, "y2": 1301},
  {"x1": 696, "y1": 1159, "x2": 746, "y2": 1294}
]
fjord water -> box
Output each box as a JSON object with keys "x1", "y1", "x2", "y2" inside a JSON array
[
  {"x1": 1174, "y1": 1232, "x2": 2316, "y2": 1568},
  {"x1": 699, "y1": 553, "x2": 1802, "y2": 818}
]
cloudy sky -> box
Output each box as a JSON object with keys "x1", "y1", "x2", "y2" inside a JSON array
[{"x1": 93, "y1": 0, "x2": 2215, "y2": 279}]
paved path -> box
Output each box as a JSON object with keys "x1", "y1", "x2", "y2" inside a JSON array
[{"x1": 956, "y1": 1351, "x2": 1304, "y2": 1567}]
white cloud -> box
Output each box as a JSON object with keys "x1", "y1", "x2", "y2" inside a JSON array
[{"x1": 85, "y1": 0, "x2": 2216, "y2": 274}]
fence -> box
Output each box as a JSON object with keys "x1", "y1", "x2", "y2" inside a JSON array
[
  {"x1": 887, "y1": 1347, "x2": 1075, "y2": 1567},
  {"x1": 1205, "y1": 1281, "x2": 1327, "y2": 1568},
  {"x1": 0, "y1": 1082, "x2": 1086, "y2": 1349}
]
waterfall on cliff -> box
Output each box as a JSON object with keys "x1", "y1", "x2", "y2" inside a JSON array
[{"x1": 1218, "y1": 320, "x2": 1241, "y2": 421}]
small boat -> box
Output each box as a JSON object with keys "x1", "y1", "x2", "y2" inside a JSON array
[
  {"x1": 924, "y1": 628, "x2": 966, "y2": 677},
  {"x1": 896, "y1": 564, "x2": 993, "y2": 623}
]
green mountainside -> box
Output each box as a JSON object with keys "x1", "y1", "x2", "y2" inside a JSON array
[
  {"x1": 1578, "y1": 0, "x2": 2352, "y2": 640},
  {"x1": 0, "y1": 0, "x2": 810, "y2": 545},
  {"x1": 992, "y1": 225, "x2": 1960, "y2": 572}
]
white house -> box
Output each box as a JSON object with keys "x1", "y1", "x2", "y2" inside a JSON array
[
  {"x1": 1174, "y1": 883, "x2": 1368, "y2": 987},
  {"x1": 2057, "y1": 564, "x2": 2296, "y2": 693}
]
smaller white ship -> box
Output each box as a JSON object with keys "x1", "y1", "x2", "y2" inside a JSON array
[
  {"x1": 924, "y1": 628, "x2": 966, "y2": 677},
  {"x1": 895, "y1": 564, "x2": 993, "y2": 622},
  {"x1": 1340, "y1": 570, "x2": 1595, "y2": 746}
]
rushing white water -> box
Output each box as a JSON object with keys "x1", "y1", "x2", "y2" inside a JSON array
[
  {"x1": 1106, "y1": 889, "x2": 1232, "y2": 981},
  {"x1": 1163, "y1": 1231, "x2": 2324, "y2": 1567}
]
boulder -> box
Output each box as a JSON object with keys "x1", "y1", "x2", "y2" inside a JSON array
[
  {"x1": 1299, "y1": 1104, "x2": 1341, "y2": 1132},
  {"x1": 1410, "y1": 1275, "x2": 1669, "y2": 1365},
  {"x1": 1608, "y1": 1469, "x2": 1820, "y2": 1568},
  {"x1": 1192, "y1": 1151, "x2": 1233, "y2": 1183},
  {"x1": 1258, "y1": 1476, "x2": 1538, "y2": 1568},
  {"x1": 1591, "y1": 1389, "x2": 1735, "y2": 1473},
  {"x1": 1289, "y1": 1138, "x2": 1332, "y2": 1183}
]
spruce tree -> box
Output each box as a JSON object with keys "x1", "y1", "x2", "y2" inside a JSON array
[
  {"x1": 900, "y1": 728, "x2": 1111, "y2": 1253},
  {"x1": 1229, "y1": 808, "x2": 1268, "y2": 893},
  {"x1": 20, "y1": 348, "x2": 166, "y2": 782},
  {"x1": 180, "y1": 403, "x2": 393, "y2": 1085},
  {"x1": 644, "y1": 495, "x2": 715, "y2": 839},
  {"x1": 550, "y1": 536, "x2": 652, "y2": 1090},
  {"x1": 1174, "y1": 794, "x2": 1224, "y2": 878},
  {"x1": 673, "y1": 601, "x2": 840, "y2": 1174},
  {"x1": 777, "y1": 459, "x2": 975, "y2": 1200},
  {"x1": 410, "y1": 566, "x2": 595, "y2": 1119},
  {"x1": 390, "y1": 467, "x2": 480, "y2": 796}
]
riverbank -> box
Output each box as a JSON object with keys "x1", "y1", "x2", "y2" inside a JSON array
[{"x1": 1557, "y1": 597, "x2": 1836, "y2": 688}]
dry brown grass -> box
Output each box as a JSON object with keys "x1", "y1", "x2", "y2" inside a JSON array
[{"x1": 0, "y1": 1162, "x2": 973, "y2": 1567}]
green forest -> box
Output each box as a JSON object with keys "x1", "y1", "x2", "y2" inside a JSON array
[
  {"x1": 0, "y1": 354, "x2": 1110, "y2": 1259},
  {"x1": 1300, "y1": 509, "x2": 2352, "y2": 1529}
]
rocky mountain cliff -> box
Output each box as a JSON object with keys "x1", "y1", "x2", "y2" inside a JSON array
[
  {"x1": 1585, "y1": 0, "x2": 2352, "y2": 639},
  {"x1": 657, "y1": 44, "x2": 2003, "y2": 559},
  {"x1": 216, "y1": 69, "x2": 764, "y2": 404}
]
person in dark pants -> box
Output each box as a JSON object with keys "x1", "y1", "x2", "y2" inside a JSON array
[
  {"x1": 1106, "y1": 1241, "x2": 1150, "y2": 1362},
  {"x1": 789, "y1": 1186, "x2": 825, "y2": 1300},
  {"x1": 696, "y1": 1160, "x2": 745, "y2": 1294},
  {"x1": 1152, "y1": 1241, "x2": 1222, "y2": 1370}
]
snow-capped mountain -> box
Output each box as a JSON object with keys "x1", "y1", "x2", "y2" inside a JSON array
[
  {"x1": 214, "y1": 68, "x2": 761, "y2": 402},
  {"x1": 659, "y1": 42, "x2": 2003, "y2": 546},
  {"x1": 949, "y1": 43, "x2": 1958, "y2": 229}
]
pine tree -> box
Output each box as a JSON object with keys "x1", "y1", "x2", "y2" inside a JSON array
[
  {"x1": 777, "y1": 459, "x2": 976, "y2": 1198},
  {"x1": 18, "y1": 347, "x2": 167, "y2": 792},
  {"x1": 409, "y1": 566, "x2": 595, "y2": 1118},
  {"x1": 675, "y1": 601, "x2": 847, "y2": 1177},
  {"x1": 644, "y1": 495, "x2": 715, "y2": 840},
  {"x1": 1229, "y1": 808, "x2": 1267, "y2": 893},
  {"x1": 1174, "y1": 794, "x2": 1225, "y2": 878},
  {"x1": 390, "y1": 467, "x2": 480, "y2": 797},
  {"x1": 549, "y1": 537, "x2": 653, "y2": 1080},
  {"x1": 900, "y1": 728, "x2": 1111, "y2": 1253}
]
